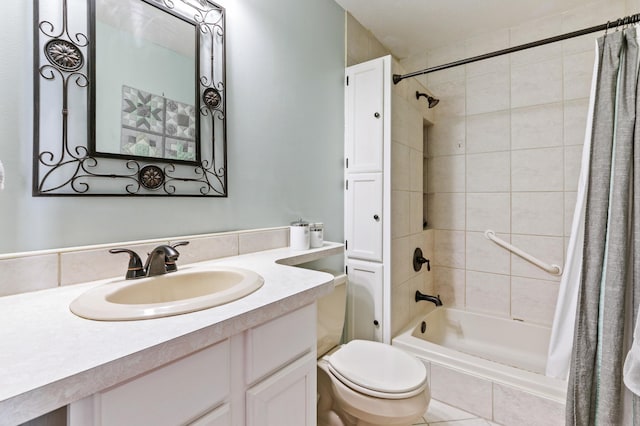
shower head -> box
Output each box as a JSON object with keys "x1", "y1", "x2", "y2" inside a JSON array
[{"x1": 415, "y1": 91, "x2": 439, "y2": 108}]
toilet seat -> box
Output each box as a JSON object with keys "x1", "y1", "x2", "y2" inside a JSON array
[{"x1": 327, "y1": 340, "x2": 427, "y2": 399}]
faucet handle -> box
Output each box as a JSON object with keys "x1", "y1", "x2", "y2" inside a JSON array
[
  {"x1": 165, "y1": 242, "x2": 188, "y2": 272},
  {"x1": 171, "y1": 241, "x2": 190, "y2": 249},
  {"x1": 109, "y1": 248, "x2": 145, "y2": 280}
]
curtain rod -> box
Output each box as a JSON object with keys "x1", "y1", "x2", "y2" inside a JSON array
[{"x1": 392, "y1": 12, "x2": 640, "y2": 84}]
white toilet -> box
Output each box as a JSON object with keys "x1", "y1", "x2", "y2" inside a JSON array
[{"x1": 316, "y1": 274, "x2": 430, "y2": 426}]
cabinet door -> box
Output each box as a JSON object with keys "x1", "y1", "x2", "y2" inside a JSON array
[
  {"x1": 345, "y1": 173, "x2": 383, "y2": 261},
  {"x1": 70, "y1": 340, "x2": 230, "y2": 426},
  {"x1": 246, "y1": 352, "x2": 316, "y2": 426},
  {"x1": 345, "y1": 58, "x2": 384, "y2": 173},
  {"x1": 346, "y1": 259, "x2": 383, "y2": 342}
]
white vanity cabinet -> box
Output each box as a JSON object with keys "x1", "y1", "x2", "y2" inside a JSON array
[{"x1": 68, "y1": 304, "x2": 317, "y2": 426}]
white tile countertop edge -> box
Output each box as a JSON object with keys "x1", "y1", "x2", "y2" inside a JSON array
[{"x1": 0, "y1": 242, "x2": 344, "y2": 425}]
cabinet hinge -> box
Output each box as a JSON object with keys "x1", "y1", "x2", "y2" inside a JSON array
[
  {"x1": 345, "y1": 180, "x2": 348, "y2": 190},
  {"x1": 346, "y1": 158, "x2": 349, "y2": 169},
  {"x1": 345, "y1": 240, "x2": 348, "y2": 250},
  {"x1": 345, "y1": 265, "x2": 348, "y2": 275},
  {"x1": 346, "y1": 76, "x2": 349, "y2": 86}
]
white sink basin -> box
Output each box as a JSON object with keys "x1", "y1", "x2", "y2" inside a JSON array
[{"x1": 70, "y1": 266, "x2": 264, "y2": 321}]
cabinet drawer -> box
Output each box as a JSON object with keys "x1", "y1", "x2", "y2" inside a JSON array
[
  {"x1": 245, "y1": 304, "x2": 316, "y2": 384},
  {"x1": 97, "y1": 339, "x2": 230, "y2": 426}
]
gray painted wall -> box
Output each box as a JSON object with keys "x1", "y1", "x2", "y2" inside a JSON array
[{"x1": 0, "y1": 0, "x2": 345, "y2": 254}]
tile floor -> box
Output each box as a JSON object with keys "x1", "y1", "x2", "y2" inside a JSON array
[{"x1": 413, "y1": 399, "x2": 501, "y2": 425}]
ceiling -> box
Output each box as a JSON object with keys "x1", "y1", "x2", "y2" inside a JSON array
[{"x1": 333, "y1": 0, "x2": 590, "y2": 58}]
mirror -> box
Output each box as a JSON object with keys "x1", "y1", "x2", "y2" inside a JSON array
[{"x1": 33, "y1": 0, "x2": 227, "y2": 196}]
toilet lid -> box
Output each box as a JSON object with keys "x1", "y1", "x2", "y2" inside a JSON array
[{"x1": 327, "y1": 340, "x2": 427, "y2": 398}]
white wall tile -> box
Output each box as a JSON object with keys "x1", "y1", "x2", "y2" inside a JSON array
[
  {"x1": 510, "y1": 234, "x2": 564, "y2": 282},
  {"x1": 392, "y1": 94, "x2": 411, "y2": 146},
  {"x1": 564, "y1": 145, "x2": 584, "y2": 191},
  {"x1": 511, "y1": 148, "x2": 564, "y2": 192},
  {"x1": 466, "y1": 193, "x2": 510, "y2": 233},
  {"x1": 564, "y1": 98, "x2": 590, "y2": 146},
  {"x1": 239, "y1": 228, "x2": 289, "y2": 254},
  {"x1": 399, "y1": 55, "x2": 428, "y2": 89},
  {"x1": 561, "y1": 0, "x2": 625, "y2": 54},
  {"x1": 169, "y1": 234, "x2": 239, "y2": 265},
  {"x1": 410, "y1": 191, "x2": 424, "y2": 234},
  {"x1": 392, "y1": 190, "x2": 411, "y2": 238},
  {"x1": 466, "y1": 111, "x2": 510, "y2": 154},
  {"x1": 511, "y1": 276, "x2": 560, "y2": 325},
  {"x1": 565, "y1": 191, "x2": 578, "y2": 237},
  {"x1": 466, "y1": 231, "x2": 511, "y2": 275},
  {"x1": 465, "y1": 29, "x2": 510, "y2": 77},
  {"x1": 434, "y1": 266, "x2": 466, "y2": 308},
  {"x1": 426, "y1": 42, "x2": 466, "y2": 85},
  {"x1": 434, "y1": 230, "x2": 465, "y2": 269},
  {"x1": 0, "y1": 255, "x2": 59, "y2": 296},
  {"x1": 430, "y1": 79, "x2": 466, "y2": 119},
  {"x1": 427, "y1": 193, "x2": 466, "y2": 231},
  {"x1": 511, "y1": 103, "x2": 563, "y2": 150},
  {"x1": 392, "y1": 141, "x2": 411, "y2": 191},
  {"x1": 466, "y1": 270, "x2": 511, "y2": 316},
  {"x1": 466, "y1": 152, "x2": 510, "y2": 193},
  {"x1": 392, "y1": 233, "x2": 424, "y2": 286},
  {"x1": 512, "y1": 192, "x2": 564, "y2": 236},
  {"x1": 430, "y1": 364, "x2": 493, "y2": 419},
  {"x1": 410, "y1": 149, "x2": 423, "y2": 192},
  {"x1": 564, "y1": 50, "x2": 596, "y2": 100},
  {"x1": 427, "y1": 117, "x2": 466, "y2": 157},
  {"x1": 391, "y1": 279, "x2": 411, "y2": 336},
  {"x1": 466, "y1": 72, "x2": 510, "y2": 115},
  {"x1": 493, "y1": 383, "x2": 565, "y2": 426},
  {"x1": 510, "y1": 15, "x2": 562, "y2": 66},
  {"x1": 511, "y1": 58, "x2": 563, "y2": 108},
  {"x1": 428, "y1": 155, "x2": 466, "y2": 193},
  {"x1": 407, "y1": 107, "x2": 425, "y2": 152}
]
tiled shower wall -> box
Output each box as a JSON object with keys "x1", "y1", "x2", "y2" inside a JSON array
[{"x1": 399, "y1": 0, "x2": 631, "y2": 327}]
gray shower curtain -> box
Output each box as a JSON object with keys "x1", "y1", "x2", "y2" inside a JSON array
[{"x1": 567, "y1": 27, "x2": 640, "y2": 425}]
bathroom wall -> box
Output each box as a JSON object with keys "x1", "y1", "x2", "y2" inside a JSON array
[
  {"x1": 345, "y1": 14, "x2": 436, "y2": 336},
  {"x1": 0, "y1": 0, "x2": 344, "y2": 255},
  {"x1": 398, "y1": 0, "x2": 630, "y2": 327}
]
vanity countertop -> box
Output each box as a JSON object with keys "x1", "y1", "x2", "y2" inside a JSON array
[{"x1": 0, "y1": 242, "x2": 343, "y2": 425}]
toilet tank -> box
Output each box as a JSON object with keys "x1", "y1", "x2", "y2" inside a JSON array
[{"x1": 317, "y1": 273, "x2": 347, "y2": 357}]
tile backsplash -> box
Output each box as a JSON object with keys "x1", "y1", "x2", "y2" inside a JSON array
[{"x1": 0, "y1": 227, "x2": 290, "y2": 297}]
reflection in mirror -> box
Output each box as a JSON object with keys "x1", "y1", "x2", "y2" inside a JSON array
[
  {"x1": 93, "y1": 0, "x2": 198, "y2": 162},
  {"x1": 33, "y1": 0, "x2": 227, "y2": 196}
]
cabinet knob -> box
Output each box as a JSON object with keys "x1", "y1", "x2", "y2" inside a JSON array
[
  {"x1": 373, "y1": 214, "x2": 380, "y2": 221},
  {"x1": 374, "y1": 112, "x2": 380, "y2": 118},
  {"x1": 373, "y1": 320, "x2": 379, "y2": 326}
]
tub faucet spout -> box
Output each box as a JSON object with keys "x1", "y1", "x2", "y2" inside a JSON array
[{"x1": 415, "y1": 290, "x2": 443, "y2": 306}]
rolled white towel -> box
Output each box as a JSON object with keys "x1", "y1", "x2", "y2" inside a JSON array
[{"x1": 0, "y1": 160, "x2": 4, "y2": 191}]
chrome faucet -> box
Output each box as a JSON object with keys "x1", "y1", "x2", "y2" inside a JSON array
[
  {"x1": 109, "y1": 241, "x2": 189, "y2": 279},
  {"x1": 415, "y1": 290, "x2": 443, "y2": 306}
]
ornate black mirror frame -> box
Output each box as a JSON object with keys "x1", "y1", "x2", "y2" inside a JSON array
[{"x1": 33, "y1": 0, "x2": 227, "y2": 196}]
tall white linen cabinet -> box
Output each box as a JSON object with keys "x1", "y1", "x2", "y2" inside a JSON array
[{"x1": 344, "y1": 56, "x2": 392, "y2": 344}]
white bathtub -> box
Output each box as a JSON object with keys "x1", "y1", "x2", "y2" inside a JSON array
[{"x1": 392, "y1": 308, "x2": 567, "y2": 424}]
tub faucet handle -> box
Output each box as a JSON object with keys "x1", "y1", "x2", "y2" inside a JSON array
[{"x1": 413, "y1": 248, "x2": 431, "y2": 272}]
